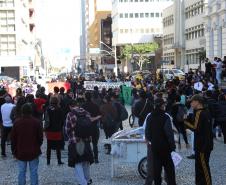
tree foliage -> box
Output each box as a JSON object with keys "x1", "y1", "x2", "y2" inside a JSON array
[{"x1": 121, "y1": 42, "x2": 159, "y2": 70}]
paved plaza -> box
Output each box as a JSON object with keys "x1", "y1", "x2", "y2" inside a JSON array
[{"x1": 0, "y1": 126, "x2": 226, "y2": 185}]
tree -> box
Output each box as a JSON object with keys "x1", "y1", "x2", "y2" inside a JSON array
[{"x1": 121, "y1": 42, "x2": 159, "y2": 70}]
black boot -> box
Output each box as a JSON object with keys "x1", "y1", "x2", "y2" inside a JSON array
[
  {"x1": 47, "y1": 148, "x2": 51, "y2": 165},
  {"x1": 57, "y1": 149, "x2": 64, "y2": 165}
]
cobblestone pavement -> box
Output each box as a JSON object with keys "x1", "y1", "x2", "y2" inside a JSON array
[{"x1": 0, "y1": 124, "x2": 226, "y2": 185}]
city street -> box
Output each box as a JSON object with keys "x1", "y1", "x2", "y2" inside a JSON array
[{"x1": 0, "y1": 122, "x2": 226, "y2": 185}]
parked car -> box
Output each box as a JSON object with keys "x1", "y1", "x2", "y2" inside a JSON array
[{"x1": 157, "y1": 68, "x2": 185, "y2": 81}]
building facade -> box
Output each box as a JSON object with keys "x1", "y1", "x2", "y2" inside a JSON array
[
  {"x1": 205, "y1": 0, "x2": 226, "y2": 60},
  {"x1": 111, "y1": 0, "x2": 173, "y2": 46},
  {"x1": 87, "y1": 0, "x2": 112, "y2": 73},
  {"x1": 0, "y1": 0, "x2": 36, "y2": 79},
  {"x1": 162, "y1": 0, "x2": 207, "y2": 70}
]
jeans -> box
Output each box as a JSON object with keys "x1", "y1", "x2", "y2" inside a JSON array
[
  {"x1": 74, "y1": 162, "x2": 90, "y2": 185},
  {"x1": 216, "y1": 71, "x2": 222, "y2": 85},
  {"x1": 1, "y1": 126, "x2": 12, "y2": 155},
  {"x1": 18, "y1": 158, "x2": 39, "y2": 185}
]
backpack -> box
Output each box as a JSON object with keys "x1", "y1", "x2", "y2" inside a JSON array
[
  {"x1": 105, "y1": 113, "x2": 116, "y2": 128},
  {"x1": 74, "y1": 110, "x2": 93, "y2": 138},
  {"x1": 176, "y1": 104, "x2": 187, "y2": 122},
  {"x1": 114, "y1": 102, "x2": 128, "y2": 121}
]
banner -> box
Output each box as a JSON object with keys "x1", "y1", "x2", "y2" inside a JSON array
[
  {"x1": 84, "y1": 81, "x2": 131, "y2": 91},
  {"x1": 122, "y1": 86, "x2": 132, "y2": 105}
]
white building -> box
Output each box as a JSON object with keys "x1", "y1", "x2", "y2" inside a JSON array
[
  {"x1": 205, "y1": 0, "x2": 226, "y2": 60},
  {"x1": 0, "y1": 0, "x2": 36, "y2": 79},
  {"x1": 162, "y1": 0, "x2": 207, "y2": 70},
  {"x1": 111, "y1": 0, "x2": 173, "y2": 46}
]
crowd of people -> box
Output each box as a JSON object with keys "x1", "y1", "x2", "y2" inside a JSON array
[{"x1": 0, "y1": 58, "x2": 225, "y2": 185}]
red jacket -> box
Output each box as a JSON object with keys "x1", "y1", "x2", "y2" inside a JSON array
[{"x1": 11, "y1": 116, "x2": 43, "y2": 161}]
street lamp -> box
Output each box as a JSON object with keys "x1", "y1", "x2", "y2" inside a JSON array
[{"x1": 99, "y1": 41, "x2": 118, "y2": 77}]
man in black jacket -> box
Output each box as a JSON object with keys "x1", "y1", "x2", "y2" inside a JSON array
[
  {"x1": 82, "y1": 92, "x2": 101, "y2": 163},
  {"x1": 145, "y1": 98, "x2": 176, "y2": 185},
  {"x1": 185, "y1": 95, "x2": 213, "y2": 185},
  {"x1": 134, "y1": 90, "x2": 153, "y2": 126}
]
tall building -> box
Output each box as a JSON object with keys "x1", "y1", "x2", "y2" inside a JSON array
[
  {"x1": 80, "y1": 0, "x2": 89, "y2": 71},
  {"x1": 0, "y1": 0, "x2": 36, "y2": 79},
  {"x1": 162, "y1": 0, "x2": 207, "y2": 70},
  {"x1": 205, "y1": 0, "x2": 226, "y2": 60},
  {"x1": 111, "y1": 0, "x2": 173, "y2": 46},
  {"x1": 88, "y1": 0, "x2": 112, "y2": 73}
]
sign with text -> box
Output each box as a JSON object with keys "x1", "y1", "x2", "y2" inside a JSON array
[{"x1": 84, "y1": 81, "x2": 131, "y2": 91}]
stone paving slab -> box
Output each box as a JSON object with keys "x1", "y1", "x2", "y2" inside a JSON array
[{"x1": 0, "y1": 123, "x2": 226, "y2": 185}]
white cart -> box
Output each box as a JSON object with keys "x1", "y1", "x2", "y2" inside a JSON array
[{"x1": 110, "y1": 127, "x2": 148, "y2": 178}]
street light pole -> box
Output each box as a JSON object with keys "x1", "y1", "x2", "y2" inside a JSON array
[{"x1": 99, "y1": 41, "x2": 118, "y2": 77}]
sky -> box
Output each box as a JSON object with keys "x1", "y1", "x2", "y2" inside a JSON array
[{"x1": 35, "y1": 0, "x2": 81, "y2": 68}]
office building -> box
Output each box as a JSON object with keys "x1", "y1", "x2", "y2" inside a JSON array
[
  {"x1": 0, "y1": 0, "x2": 36, "y2": 79},
  {"x1": 111, "y1": 0, "x2": 173, "y2": 46},
  {"x1": 162, "y1": 0, "x2": 207, "y2": 69},
  {"x1": 205, "y1": 0, "x2": 226, "y2": 60}
]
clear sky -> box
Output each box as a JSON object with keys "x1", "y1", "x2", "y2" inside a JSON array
[{"x1": 35, "y1": 0, "x2": 81, "y2": 67}]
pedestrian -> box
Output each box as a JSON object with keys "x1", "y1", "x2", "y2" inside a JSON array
[
  {"x1": 82, "y1": 92, "x2": 101, "y2": 163},
  {"x1": 171, "y1": 94, "x2": 189, "y2": 149},
  {"x1": 134, "y1": 90, "x2": 153, "y2": 127},
  {"x1": 145, "y1": 98, "x2": 176, "y2": 185},
  {"x1": 216, "y1": 58, "x2": 223, "y2": 86},
  {"x1": 100, "y1": 95, "x2": 118, "y2": 139},
  {"x1": 1, "y1": 95, "x2": 15, "y2": 157},
  {"x1": 214, "y1": 93, "x2": 226, "y2": 144},
  {"x1": 44, "y1": 97, "x2": 64, "y2": 165},
  {"x1": 11, "y1": 103, "x2": 43, "y2": 185},
  {"x1": 184, "y1": 95, "x2": 213, "y2": 185},
  {"x1": 10, "y1": 96, "x2": 26, "y2": 123},
  {"x1": 65, "y1": 99, "x2": 101, "y2": 185}
]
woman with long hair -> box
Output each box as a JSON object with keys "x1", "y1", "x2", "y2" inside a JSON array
[{"x1": 44, "y1": 97, "x2": 64, "y2": 165}]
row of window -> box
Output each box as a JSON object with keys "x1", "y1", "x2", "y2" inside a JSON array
[
  {"x1": 185, "y1": 1, "x2": 204, "y2": 19},
  {"x1": 163, "y1": 15, "x2": 174, "y2": 27},
  {"x1": 119, "y1": 27, "x2": 161, "y2": 34},
  {"x1": 0, "y1": 34, "x2": 16, "y2": 56},
  {"x1": 0, "y1": 10, "x2": 16, "y2": 32},
  {"x1": 163, "y1": 48, "x2": 204, "y2": 65},
  {"x1": 163, "y1": 34, "x2": 174, "y2": 45},
  {"x1": 119, "y1": 12, "x2": 162, "y2": 19},
  {"x1": 0, "y1": 0, "x2": 14, "y2": 7},
  {"x1": 185, "y1": 29, "x2": 205, "y2": 40}
]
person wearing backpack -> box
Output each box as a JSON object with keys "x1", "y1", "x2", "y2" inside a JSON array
[
  {"x1": 65, "y1": 99, "x2": 101, "y2": 185},
  {"x1": 134, "y1": 90, "x2": 153, "y2": 127},
  {"x1": 110, "y1": 92, "x2": 128, "y2": 130},
  {"x1": 100, "y1": 95, "x2": 118, "y2": 139},
  {"x1": 171, "y1": 94, "x2": 189, "y2": 149}
]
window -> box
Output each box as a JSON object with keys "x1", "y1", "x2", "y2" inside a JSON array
[
  {"x1": 125, "y1": 29, "x2": 128, "y2": 33},
  {"x1": 125, "y1": 13, "x2": 128, "y2": 18},
  {"x1": 135, "y1": 0, "x2": 138, "y2": 2},
  {"x1": 140, "y1": 13, "x2": 144, "y2": 18},
  {"x1": 145, "y1": 13, "x2": 149, "y2": 18},
  {"x1": 150, "y1": 13, "x2": 154, "y2": 17},
  {"x1": 120, "y1": 29, "x2": 124, "y2": 33},
  {"x1": 135, "y1": 13, "x2": 139, "y2": 18},
  {"x1": 129, "y1": 13, "x2": 133, "y2": 18},
  {"x1": 156, "y1": 13, "x2": 159, "y2": 17},
  {"x1": 119, "y1": 13, "x2": 123, "y2": 18}
]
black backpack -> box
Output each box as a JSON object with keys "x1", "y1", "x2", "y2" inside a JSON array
[
  {"x1": 74, "y1": 110, "x2": 93, "y2": 138},
  {"x1": 113, "y1": 102, "x2": 128, "y2": 122}
]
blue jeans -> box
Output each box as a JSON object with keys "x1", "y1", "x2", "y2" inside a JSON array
[{"x1": 18, "y1": 158, "x2": 39, "y2": 185}]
